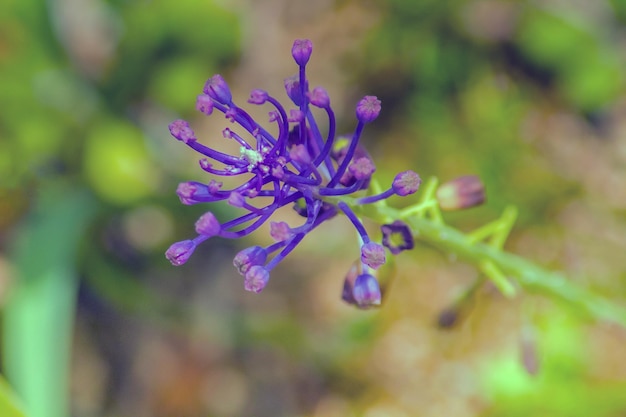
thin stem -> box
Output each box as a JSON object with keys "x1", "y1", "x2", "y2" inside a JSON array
[{"x1": 328, "y1": 196, "x2": 626, "y2": 327}]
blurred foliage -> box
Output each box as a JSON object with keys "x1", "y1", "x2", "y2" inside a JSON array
[{"x1": 0, "y1": 0, "x2": 625, "y2": 417}]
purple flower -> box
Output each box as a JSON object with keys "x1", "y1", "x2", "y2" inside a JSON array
[
  {"x1": 244, "y1": 265, "x2": 270, "y2": 293},
  {"x1": 196, "y1": 94, "x2": 214, "y2": 115},
  {"x1": 392, "y1": 170, "x2": 422, "y2": 196},
  {"x1": 195, "y1": 211, "x2": 220, "y2": 237},
  {"x1": 234, "y1": 246, "x2": 268, "y2": 275},
  {"x1": 349, "y1": 157, "x2": 376, "y2": 180},
  {"x1": 361, "y1": 242, "x2": 386, "y2": 269},
  {"x1": 292, "y1": 39, "x2": 313, "y2": 66},
  {"x1": 165, "y1": 240, "x2": 197, "y2": 266},
  {"x1": 270, "y1": 221, "x2": 292, "y2": 242},
  {"x1": 169, "y1": 120, "x2": 196, "y2": 144},
  {"x1": 353, "y1": 273, "x2": 382, "y2": 307},
  {"x1": 356, "y1": 96, "x2": 381, "y2": 124},
  {"x1": 203, "y1": 74, "x2": 232, "y2": 105},
  {"x1": 436, "y1": 175, "x2": 486, "y2": 210},
  {"x1": 165, "y1": 39, "x2": 422, "y2": 301},
  {"x1": 381, "y1": 220, "x2": 414, "y2": 255},
  {"x1": 308, "y1": 87, "x2": 330, "y2": 108}
]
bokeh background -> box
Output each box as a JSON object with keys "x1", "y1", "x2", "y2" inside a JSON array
[{"x1": 1, "y1": 0, "x2": 626, "y2": 416}]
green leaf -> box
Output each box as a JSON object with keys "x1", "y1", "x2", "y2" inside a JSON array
[
  {"x1": 3, "y1": 184, "x2": 97, "y2": 417},
  {"x1": 0, "y1": 375, "x2": 27, "y2": 417}
]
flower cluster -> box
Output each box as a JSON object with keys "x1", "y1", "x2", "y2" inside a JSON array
[{"x1": 165, "y1": 39, "x2": 420, "y2": 307}]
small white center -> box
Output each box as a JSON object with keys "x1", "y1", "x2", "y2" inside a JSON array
[{"x1": 240, "y1": 147, "x2": 264, "y2": 172}]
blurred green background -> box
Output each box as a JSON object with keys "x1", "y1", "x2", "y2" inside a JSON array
[{"x1": 1, "y1": 0, "x2": 626, "y2": 416}]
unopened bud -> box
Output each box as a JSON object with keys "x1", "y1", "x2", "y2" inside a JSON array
[
  {"x1": 233, "y1": 246, "x2": 267, "y2": 275},
  {"x1": 291, "y1": 39, "x2": 313, "y2": 66},
  {"x1": 165, "y1": 240, "x2": 197, "y2": 266},
  {"x1": 355, "y1": 96, "x2": 381, "y2": 124},
  {"x1": 436, "y1": 175, "x2": 485, "y2": 210},
  {"x1": 353, "y1": 273, "x2": 382, "y2": 307}
]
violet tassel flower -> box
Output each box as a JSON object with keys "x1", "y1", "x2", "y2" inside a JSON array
[{"x1": 165, "y1": 39, "x2": 420, "y2": 301}]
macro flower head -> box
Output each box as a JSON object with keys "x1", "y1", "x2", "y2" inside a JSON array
[{"x1": 165, "y1": 39, "x2": 420, "y2": 304}]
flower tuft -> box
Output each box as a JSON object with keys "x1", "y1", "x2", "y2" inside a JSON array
[
  {"x1": 165, "y1": 40, "x2": 422, "y2": 302},
  {"x1": 356, "y1": 96, "x2": 381, "y2": 124}
]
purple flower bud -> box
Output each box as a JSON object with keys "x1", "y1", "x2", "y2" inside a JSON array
[
  {"x1": 348, "y1": 157, "x2": 376, "y2": 180},
  {"x1": 353, "y1": 273, "x2": 382, "y2": 307},
  {"x1": 392, "y1": 170, "x2": 422, "y2": 196},
  {"x1": 244, "y1": 265, "x2": 270, "y2": 293},
  {"x1": 196, "y1": 94, "x2": 214, "y2": 115},
  {"x1": 248, "y1": 89, "x2": 268, "y2": 105},
  {"x1": 289, "y1": 144, "x2": 311, "y2": 164},
  {"x1": 341, "y1": 262, "x2": 359, "y2": 305},
  {"x1": 308, "y1": 87, "x2": 330, "y2": 108},
  {"x1": 520, "y1": 330, "x2": 540, "y2": 376},
  {"x1": 165, "y1": 240, "x2": 197, "y2": 266},
  {"x1": 288, "y1": 109, "x2": 305, "y2": 123},
  {"x1": 176, "y1": 182, "x2": 209, "y2": 205},
  {"x1": 224, "y1": 107, "x2": 237, "y2": 122},
  {"x1": 208, "y1": 179, "x2": 222, "y2": 193},
  {"x1": 436, "y1": 175, "x2": 486, "y2": 211},
  {"x1": 284, "y1": 75, "x2": 303, "y2": 106},
  {"x1": 437, "y1": 307, "x2": 460, "y2": 329},
  {"x1": 361, "y1": 242, "x2": 386, "y2": 269},
  {"x1": 222, "y1": 128, "x2": 233, "y2": 139},
  {"x1": 381, "y1": 220, "x2": 414, "y2": 255},
  {"x1": 195, "y1": 211, "x2": 220, "y2": 237},
  {"x1": 291, "y1": 39, "x2": 313, "y2": 66},
  {"x1": 268, "y1": 111, "x2": 279, "y2": 122},
  {"x1": 356, "y1": 96, "x2": 381, "y2": 124},
  {"x1": 233, "y1": 246, "x2": 268, "y2": 275},
  {"x1": 168, "y1": 119, "x2": 196, "y2": 144},
  {"x1": 270, "y1": 221, "x2": 292, "y2": 242},
  {"x1": 203, "y1": 74, "x2": 232, "y2": 105},
  {"x1": 271, "y1": 164, "x2": 285, "y2": 179},
  {"x1": 228, "y1": 191, "x2": 245, "y2": 208}
]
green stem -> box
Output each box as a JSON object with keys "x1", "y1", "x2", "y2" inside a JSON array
[{"x1": 333, "y1": 196, "x2": 626, "y2": 327}]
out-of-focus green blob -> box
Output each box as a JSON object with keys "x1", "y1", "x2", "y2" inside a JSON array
[
  {"x1": 560, "y1": 56, "x2": 623, "y2": 111},
  {"x1": 516, "y1": 8, "x2": 624, "y2": 110},
  {"x1": 84, "y1": 121, "x2": 156, "y2": 205},
  {"x1": 149, "y1": 57, "x2": 214, "y2": 111},
  {"x1": 516, "y1": 10, "x2": 594, "y2": 68}
]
